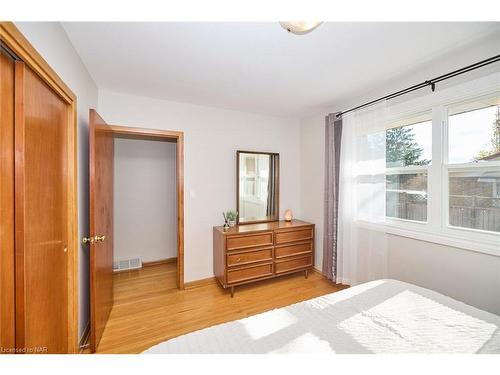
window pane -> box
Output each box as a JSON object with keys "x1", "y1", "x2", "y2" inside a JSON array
[
  {"x1": 386, "y1": 173, "x2": 427, "y2": 221},
  {"x1": 448, "y1": 104, "x2": 500, "y2": 164},
  {"x1": 449, "y1": 170, "x2": 500, "y2": 233},
  {"x1": 386, "y1": 120, "x2": 432, "y2": 168}
]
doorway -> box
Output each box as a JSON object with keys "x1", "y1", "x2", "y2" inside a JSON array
[
  {"x1": 88, "y1": 110, "x2": 184, "y2": 352},
  {"x1": 113, "y1": 135, "x2": 177, "y2": 271}
]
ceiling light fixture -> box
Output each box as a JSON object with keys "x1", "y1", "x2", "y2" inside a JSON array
[{"x1": 279, "y1": 21, "x2": 323, "y2": 35}]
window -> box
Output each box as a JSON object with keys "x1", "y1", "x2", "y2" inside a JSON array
[
  {"x1": 386, "y1": 119, "x2": 432, "y2": 168},
  {"x1": 386, "y1": 173, "x2": 428, "y2": 221},
  {"x1": 446, "y1": 102, "x2": 500, "y2": 233},
  {"x1": 240, "y1": 153, "x2": 270, "y2": 203},
  {"x1": 448, "y1": 104, "x2": 499, "y2": 164},
  {"x1": 386, "y1": 118, "x2": 431, "y2": 222},
  {"x1": 448, "y1": 170, "x2": 500, "y2": 232},
  {"x1": 381, "y1": 88, "x2": 500, "y2": 254}
]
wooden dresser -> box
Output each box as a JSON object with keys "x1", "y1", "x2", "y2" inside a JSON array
[{"x1": 213, "y1": 220, "x2": 314, "y2": 297}]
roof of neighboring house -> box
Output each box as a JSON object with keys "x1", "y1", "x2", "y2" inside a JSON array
[{"x1": 480, "y1": 151, "x2": 500, "y2": 161}]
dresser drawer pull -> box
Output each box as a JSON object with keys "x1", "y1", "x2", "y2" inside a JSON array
[{"x1": 227, "y1": 247, "x2": 273, "y2": 267}]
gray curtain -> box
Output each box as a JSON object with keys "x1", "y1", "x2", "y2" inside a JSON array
[
  {"x1": 266, "y1": 154, "x2": 278, "y2": 217},
  {"x1": 323, "y1": 113, "x2": 343, "y2": 281}
]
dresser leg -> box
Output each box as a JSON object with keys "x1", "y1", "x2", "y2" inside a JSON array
[
  {"x1": 230, "y1": 286, "x2": 234, "y2": 298},
  {"x1": 305, "y1": 269, "x2": 309, "y2": 279}
]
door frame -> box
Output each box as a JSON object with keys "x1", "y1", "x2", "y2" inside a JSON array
[
  {"x1": 0, "y1": 22, "x2": 78, "y2": 352},
  {"x1": 109, "y1": 125, "x2": 185, "y2": 289}
]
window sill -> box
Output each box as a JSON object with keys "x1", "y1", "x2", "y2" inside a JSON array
[{"x1": 357, "y1": 221, "x2": 500, "y2": 257}]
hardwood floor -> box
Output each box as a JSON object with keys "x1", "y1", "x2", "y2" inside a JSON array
[{"x1": 89, "y1": 263, "x2": 346, "y2": 354}]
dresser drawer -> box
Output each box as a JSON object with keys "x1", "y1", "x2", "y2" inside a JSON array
[
  {"x1": 275, "y1": 241, "x2": 312, "y2": 259},
  {"x1": 226, "y1": 232, "x2": 273, "y2": 251},
  {"x1": 227, "y1": 247, "x2": 273, "y2": 267},
  {"x1": 227, "y1": 263, "x2": 273, "y2": 284},
  {"x1": 275, "y1": 227, "x2": 313, "y2": 244},
  {"x1": 275, "y1": 255, "x2": 312, "y2": 274}
]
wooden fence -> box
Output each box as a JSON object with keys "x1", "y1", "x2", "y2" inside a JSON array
[
  {"x1": 449, "y1": 195, "x2": 500, "y2": 232},
  {"x1": 387, "y1": 192, "x2": 500, "y2": 232}
]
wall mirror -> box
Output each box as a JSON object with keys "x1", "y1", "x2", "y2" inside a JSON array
[{"x1": 237, "y1": 151, "x2": 279, "y2": 224}]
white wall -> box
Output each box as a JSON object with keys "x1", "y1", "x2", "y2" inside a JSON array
[
  {"x1": 15, "y1": 22, "x2": 98, "y2": 339},
  {"x1": 300, "y1": 114, "x2": 326, "y2": 270},
  {"x1": 114, "y1": 138, "x2": 177, "y2": 263},
  {"x1": 99, "y1": 90, "x2": 302, "y2": 282},
  {"x1": 387, "y1": 234, "x2": 500, "y2": 315},
  {"x1": 299, "y1": 34, "x2": 500, "y2": 315},
  {"x1": 316, "y1": 29, "x2": 500, "y2": 118}
]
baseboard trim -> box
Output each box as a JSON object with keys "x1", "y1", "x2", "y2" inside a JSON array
[
  {"x1": 311, "y1": 267, "x2": 324, "y2": 277},
  {"x1": 184, "y1": 276, "x2": 217, "y2": 290},
  {"x1": 143, "y1": 257, "x2": 177, "y2": 267},
  {"x1": 78, "y1": 322, "x2": 90, "y2": 353},
  {"x1": 312, "y1": 267, "x2": 351, "y2": 288},
  {"x1": 184, "y1": 268, "x2": 324, "y2": 290}
]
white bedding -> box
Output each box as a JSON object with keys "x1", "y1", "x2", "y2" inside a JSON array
[{"x1": 143, "y1": 279, "x2": 500, "y2": 354}]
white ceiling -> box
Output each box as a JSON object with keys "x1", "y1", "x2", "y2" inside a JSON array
[{"x1": 62, "y1": 22, "x2": 500, "y2": 117}]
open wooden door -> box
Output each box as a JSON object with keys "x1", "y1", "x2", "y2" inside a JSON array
[{"x1": 89, "y1": 109, "x2": 114, "y2": 352}]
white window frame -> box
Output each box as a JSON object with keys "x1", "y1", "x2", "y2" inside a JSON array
[
  {"x1": 385, "y1": 112, "x2": 432, "y2": 228},
  {"x1": 376, "y1": 72, "x2": 500, "y2": 257},
  {"x1": 441, "y1": 104, "x2": 500, "y2": 245},
  {"x1": 386, "y1": 166, "x2": 430, "y2": 225}
]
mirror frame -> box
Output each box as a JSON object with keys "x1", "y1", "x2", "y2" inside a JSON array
[{"x1": 236, "y1": 150, "x2": 280, "y2": 225}]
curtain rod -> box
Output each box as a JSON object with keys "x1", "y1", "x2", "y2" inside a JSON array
[{"x1": 335, "y1": 54, "x2": 500, "y2": 118}]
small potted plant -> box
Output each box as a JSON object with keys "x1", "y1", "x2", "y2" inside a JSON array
[{"x1": 225, "y1": 210, "x2": 238, "y2": 227}]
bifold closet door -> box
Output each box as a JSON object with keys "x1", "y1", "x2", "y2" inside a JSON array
[
  {"x1": 14, "y1": 60, "x2": 70, "y2": 353},
  {"x1": 0, "y1": 47, "x2": 16, "y2": 350}
]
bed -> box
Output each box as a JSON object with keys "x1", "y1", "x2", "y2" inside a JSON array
[{"x1": 143, "y1": 279, "x2": 500, "y2": 354}]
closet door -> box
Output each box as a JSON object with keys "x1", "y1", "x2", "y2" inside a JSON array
[
  {"x1": 0, "y1": 47, "x2": 15, "y2": 351},
  {"x1": 89, "y1": 109, "x2": 114, "y2": 352},
  {"x1": 14, "y1": 61, "x2": 70, "y2": 353}
]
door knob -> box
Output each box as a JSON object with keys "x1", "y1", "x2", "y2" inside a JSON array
[
  {"x1": 82, "y1": 236, "x2": 95, "y2": 244},
  {"x1": 82, "y1": 235, "x2": 105, "y2": 244},
  {"x1": 95, "y1": 235, "x2": 106, "y2": 242}
]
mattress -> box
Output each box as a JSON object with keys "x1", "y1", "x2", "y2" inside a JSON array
[{"x1": 143, "y1": 279, "x2": 500, "y2": 354}]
